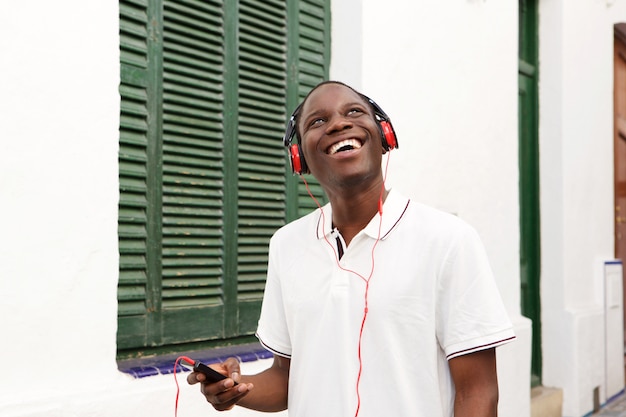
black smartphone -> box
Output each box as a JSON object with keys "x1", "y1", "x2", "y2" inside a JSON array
[{"x1": 183, "y1": 360, "x2": 238, "y2": 385}]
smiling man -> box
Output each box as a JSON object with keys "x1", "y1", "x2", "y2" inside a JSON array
[{"x1": 188, "y1": 81, "x2": 515, "y2": 417}]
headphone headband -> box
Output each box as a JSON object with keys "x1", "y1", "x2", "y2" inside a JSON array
[
  {"x1": 367, "y1": 98, "x2": 390, "y2": 123},
  {"x1": 282, "y1": 104, "x2": 302, "y2": 147}
]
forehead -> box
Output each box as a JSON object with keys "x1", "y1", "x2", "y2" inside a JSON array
[{"x1": 300, "y1": 83, "x2": 367, "y2": 115}]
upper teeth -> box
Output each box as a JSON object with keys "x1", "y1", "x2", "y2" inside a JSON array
[{"x1": 328, "y1": 139, "x2": 362, "y2": 155}]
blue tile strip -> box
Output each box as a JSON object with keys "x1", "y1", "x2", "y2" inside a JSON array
[
  {"x1": 118, "y1": 343, "x2": 272, "y2": 379},
  {"x1": 582, "y1": 389, "x2": 626, "y2": 417}
]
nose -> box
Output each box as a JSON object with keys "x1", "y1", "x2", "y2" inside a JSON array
[{"x1": 325, "y1": 113, "x2": 353, "y2": 134}]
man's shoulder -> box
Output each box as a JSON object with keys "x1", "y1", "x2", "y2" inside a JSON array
[
  {"x1": 405, "y1": 199, "x2": 468, "y2": 229},
  {"x1": 397, "y1": 195, "x2": 480, "y2": 243}
]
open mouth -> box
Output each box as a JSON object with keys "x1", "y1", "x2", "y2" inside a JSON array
[{"x1": 327, "y1": 139, "x2": 363, "y2": 155}]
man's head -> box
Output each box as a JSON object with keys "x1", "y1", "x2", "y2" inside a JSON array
[
  {"x1": 283, "y1": 81, "x2": 397, "y2": 192},
  {"x1": 283, "y1": 81, "x2": 397, "y2": 176}
]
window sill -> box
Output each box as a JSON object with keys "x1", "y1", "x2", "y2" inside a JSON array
[{"x1": 118, "y1": 342, "x2": 272, "y2": 379}]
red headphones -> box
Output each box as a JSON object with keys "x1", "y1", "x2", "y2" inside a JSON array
[{"x1": 282, "y1": 96, "x2": 399, "y2": 175}]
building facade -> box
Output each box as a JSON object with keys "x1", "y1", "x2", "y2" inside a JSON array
[{"x1": 1, "y1": 1, "x2": 626, "y2": 416}]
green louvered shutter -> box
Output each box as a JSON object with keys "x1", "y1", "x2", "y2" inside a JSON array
[
  {"x1": 118, "y1": 0, "x2": 154, "y2": 349},
  {"x1": 236, "y1": 0, "x2": 288, "y2": 332},
  {"x1": 159, "y1": 0, "x2": 227, "y2": 344}
]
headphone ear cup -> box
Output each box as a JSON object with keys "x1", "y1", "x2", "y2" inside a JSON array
[
  {"x1": 379, "y1": 120, "x2": 398, "y2": 151},
  {"x1": 289, "y1": 144, "x2": 309, "y2": 175}
]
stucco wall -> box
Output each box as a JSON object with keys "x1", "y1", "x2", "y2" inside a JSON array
[{"x1": 0, "y1": 0, "x2": 122, "y2": 413}]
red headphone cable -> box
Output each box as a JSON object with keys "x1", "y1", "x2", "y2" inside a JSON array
[{"x1": 173, "y1": 356, "x2": 196, "y2": 417}]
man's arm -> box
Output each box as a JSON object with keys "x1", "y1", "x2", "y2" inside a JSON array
[
  {"x1": 449, "y1": 348, "x2": 499, "y2": 417},
  {"x1": 187, "y1": 354, "x2": 290, "y2": 412}
]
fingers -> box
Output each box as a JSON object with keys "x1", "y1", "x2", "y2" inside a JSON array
[
  {"x1": 202, "y1": 381, "x2": 254, "y2": 411},
  {"x1": 186, "y1": 370, "x2": 237, "y2": 390},
  {"x1": 186, "y1": 371, "x2": 202, "y2": 385},
  {"x1": 185, "y1": 358, "x2": 253, "y2": 412},
  {"x1": 222, "y1": 357, "x2": 242, "y2": 382}
]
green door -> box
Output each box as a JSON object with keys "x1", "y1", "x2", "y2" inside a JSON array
[{"x1": 518, "y1": 0, "x2": 541, "y2": 387}]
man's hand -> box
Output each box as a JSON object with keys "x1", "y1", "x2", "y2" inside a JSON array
[{"x1": 187, "y1": 357, "x2": 254, "y2": 411}]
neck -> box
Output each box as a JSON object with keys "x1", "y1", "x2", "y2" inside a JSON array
[{"x1": 327, "y1": 181, "x2": 388, "y2": 246}]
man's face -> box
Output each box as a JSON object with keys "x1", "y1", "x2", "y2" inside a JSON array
[{"x1": 298, "y1": 83, "x2": 383, "y2": 189}]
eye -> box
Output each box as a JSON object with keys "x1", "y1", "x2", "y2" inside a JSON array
[
  {"x1": 309, "y1": 117, "x2": 326, "y2": 127},
  {"x1": 347, "y1": 107, "x2": 364, "y2": 116}
]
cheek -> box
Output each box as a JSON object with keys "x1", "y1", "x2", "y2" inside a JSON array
[{"x1": 300, "y1": 134, "x2": 319, "y2": 159}]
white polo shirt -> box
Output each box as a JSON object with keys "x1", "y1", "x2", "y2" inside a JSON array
[{"x1": 256, "y1": 189, "x2": 515, "y2": 417}]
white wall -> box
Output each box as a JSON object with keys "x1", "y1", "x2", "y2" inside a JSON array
[
  {"x1": 332, "y1": 1, "x2": 531, "y2": 416},
  {"x1": 539, "y1": 1, "x2": 626, "y2": 416},
  {"x1": 0, "y1": 0, "x2": 121, "y2": 409}
]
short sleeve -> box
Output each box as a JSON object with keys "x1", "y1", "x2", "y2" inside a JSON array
[
  {"x1": 436, "y1": 224, "x2": 515, "y2": 359},
  {"x1": 255, "y1": 236, "x2": 292, "y2": 358}
]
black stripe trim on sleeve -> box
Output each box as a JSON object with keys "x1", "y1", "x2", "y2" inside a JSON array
[
  {"x1": 446, "y1": 335, "x2": 516, "y2": 360},
  {"x1": 256, "y1": 333, "x2": 292, "y2": 358}
]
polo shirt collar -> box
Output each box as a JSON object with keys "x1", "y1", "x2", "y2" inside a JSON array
[{"x1": 315, "y1": 189, "x2": 410, "y2": 240}]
